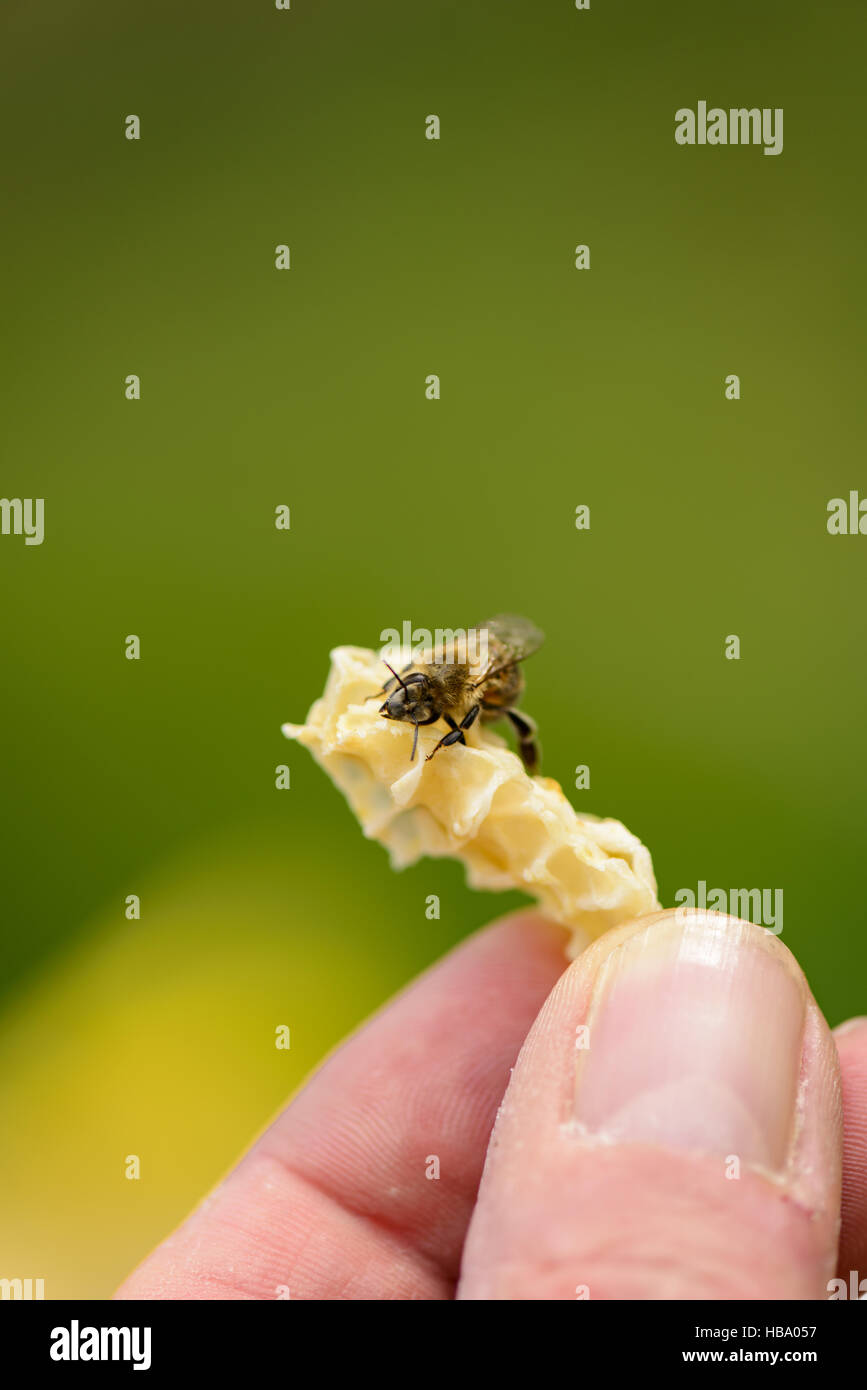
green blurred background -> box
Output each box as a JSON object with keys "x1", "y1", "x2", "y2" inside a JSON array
[{"x1": 2, "y1": 0, "x2": 866, "y2": 1297}]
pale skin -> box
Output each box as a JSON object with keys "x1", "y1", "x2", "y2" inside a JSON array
[{"x1": 116, "y1": 908, "x2": 867, "y2": 1300}]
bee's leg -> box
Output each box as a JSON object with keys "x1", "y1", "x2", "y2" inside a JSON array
[
  {"x1": 424, "y1": 714, "x2": 462, "y2": 762},
  {"x1": 506, "y1": 708, "x2": 540, "y2": 774},
  {"x1": 424, "y1": 705, "x2": 479, "y2": 762}
]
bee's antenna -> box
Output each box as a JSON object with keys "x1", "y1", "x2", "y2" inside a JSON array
[{"x1": 383, "y1": 661, "x2": 409, "y2": 692}]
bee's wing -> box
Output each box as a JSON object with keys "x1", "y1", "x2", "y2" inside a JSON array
[
  {"x1": 473, "y1": 613, "x2": 545, "y2": 680},
  {"x1": 478, "y1": 613, "x2": 545, "y2": 660}
]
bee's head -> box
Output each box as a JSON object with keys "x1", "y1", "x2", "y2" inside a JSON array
[{"x1": 379, "y1": 665, "x2": 430, "y2": 723}]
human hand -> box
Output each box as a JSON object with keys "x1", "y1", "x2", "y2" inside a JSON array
[{"x1": 115, "y1": 908, "x2": 867, "y2": 1300}]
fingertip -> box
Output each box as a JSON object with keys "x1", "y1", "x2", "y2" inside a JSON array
[
  {"x1": 833, "y1": 1013, "x2": 867, "y2": 1279},
  {"x1": 833, "y1": 1015, "x2": 867, "y2": 1043}
]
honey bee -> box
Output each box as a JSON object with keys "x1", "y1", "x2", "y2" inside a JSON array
[{"x1": 374, "y1": 614, "x2": 544, "y2": 773}]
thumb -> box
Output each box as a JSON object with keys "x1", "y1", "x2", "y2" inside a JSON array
[{"x1": 458, "y1": 908, "x2": 842, "y2": 1300}]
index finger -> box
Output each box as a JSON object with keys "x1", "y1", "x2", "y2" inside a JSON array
[{"x1": 115, "y1": 910, "x2": 568, "y2": 1300}]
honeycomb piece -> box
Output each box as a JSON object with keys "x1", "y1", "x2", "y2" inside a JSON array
[{"x1": 283, "y1": 645, "x2": 660, "y2": 955}]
